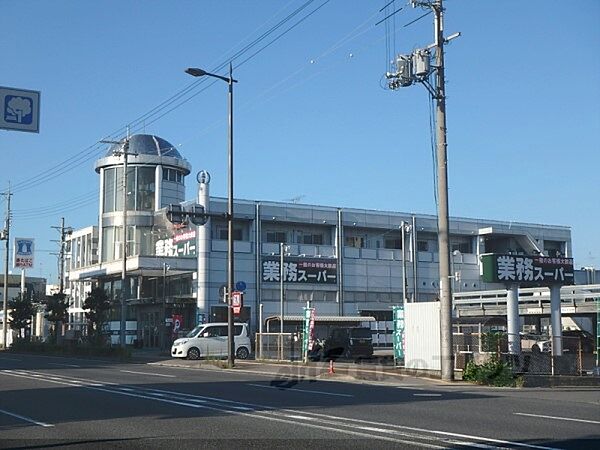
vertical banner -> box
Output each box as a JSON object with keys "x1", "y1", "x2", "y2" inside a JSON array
[
  {"x1": 308, "y1": 308, "x2": 316, "y2": 351},
  {"x1": 393, "y1": 305, "x2": 405, "y2": 364},
  {"x1": 302, "y1": 306, "x2": 315, "y2": 362}
]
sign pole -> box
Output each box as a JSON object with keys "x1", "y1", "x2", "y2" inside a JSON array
[{"x1": 1, "y1": 189, "x2": 11, "y2": 349}]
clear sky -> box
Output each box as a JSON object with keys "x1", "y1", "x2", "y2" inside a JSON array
[{"x1": 1, "y1": 0, "x2": 599, "y2": 283}]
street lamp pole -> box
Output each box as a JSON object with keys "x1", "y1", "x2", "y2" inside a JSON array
[
  {"x1": 280, "y1": 242, "x2": 285, "y2": 360},
  {"x1": 185, "y1": 64, "x2": 238, "y2": 368}
]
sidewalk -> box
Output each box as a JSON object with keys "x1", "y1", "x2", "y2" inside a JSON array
[{"x1": 131, "y1": 347, "x2": 449, "y2": 385}]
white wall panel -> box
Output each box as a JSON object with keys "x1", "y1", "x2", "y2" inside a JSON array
[{"x1": 405, "y1": 302, "x2": 441, "y2": 371}]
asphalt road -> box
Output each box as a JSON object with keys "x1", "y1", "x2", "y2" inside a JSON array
[{"x1": 0, "y1": 353, "x2": 598, "y2": 449}]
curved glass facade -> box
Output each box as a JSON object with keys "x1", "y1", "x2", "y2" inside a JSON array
[{"x1": 103, "y1": 166, "x2": 155, "y2": 213}]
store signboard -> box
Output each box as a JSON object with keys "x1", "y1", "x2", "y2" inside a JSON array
[
  {"x1": 0, "y1": 86, "x2": 40, "y2": 133},
  {"x1": 481, "y1": 254, "x2": 574, "y2": 285},
  {"x1": 155, "y1": 229, "x2": 196, "y2": 257},
  {"x1": 261, "y1": 256, "x2": 337, "y2": 284}
]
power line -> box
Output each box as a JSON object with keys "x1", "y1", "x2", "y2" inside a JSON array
[{"x1": 4, "y1": 1, "x2": 329, "y2": 196}]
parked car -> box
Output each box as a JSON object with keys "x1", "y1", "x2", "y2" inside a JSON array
[
  {"x1": 323, "y1": 327, "x2": 374, "y2": 360},
  {"x1": 562, "y1": 330, "x2": 595, "y2": 353},
  {"x1": 307, "y1": 338, "x2": 326, "y2": 361},
  {"x1": 171, "y1": 322, "x2": 251, "y2": 360},
  {"x1": 526, "y1": 330, "x2": 595, "y2": 354}
]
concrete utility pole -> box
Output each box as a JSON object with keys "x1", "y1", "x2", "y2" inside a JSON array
[
  {"x1": 58, "y1": 218, "x2": 66, "y2": 293},
  {"x1": 101, "y1": 135, "x2": 133, "y2": 348},
  {"x1": 431, "y1": 0, "x2": 454, "y2": 382},
  {"x1": 385, "y1": 0, "x2": 458, "y2": 380},
  {"x1": 51, "y1": 217, "x2": 72, "y2": 340},
  {"x1": 120, "y1": 138, "x2": 130, "y2": 348},
  {"x1": 1, "y1": 188, "x2": 12, "y2": 349}
]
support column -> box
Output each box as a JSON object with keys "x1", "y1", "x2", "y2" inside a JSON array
[
  {"x1": 196, "y1": 171, "x2": 211, "y2": 325},
  {"x1": 506, "y1": 284, "x2": 521, "y2": 354},
  {"x1": 550, "y1": 284, "x2": 562, "y2": 356}
]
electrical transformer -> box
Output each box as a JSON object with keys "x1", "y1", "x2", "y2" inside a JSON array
[
  {"x1": 395, "y1": 55, "x2": 413, "y2": 87},
  {"x1": 413, "y1": 49, "x2": 430, "y2": 78}
]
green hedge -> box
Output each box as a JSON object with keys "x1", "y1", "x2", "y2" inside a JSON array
[
  {"x1": 463, "y1": 356, "x2": 519, "y2": 387},
  {"x1": 9, "y1": 340, "x2": 131, "y2": 360}
]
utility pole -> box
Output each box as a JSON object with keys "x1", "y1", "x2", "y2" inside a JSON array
[
  {"x1": 432, "y1": 0, "x2": 454, "y2": 382},
  {"x1": 384, "y1": 0, "x2": 459, "y2": 381},
  {"x1": 101, "y1": 135, "x2": 133, "y2": 348},
  {"x1": 51, "y1": 217, "x2": 72, "y2": 340},
  {"x1": 162, "y1": 262, "x2": 169, "y2": 351},
  {"x1": 1, "y1": 188, "x2": 12, "y2": 349}
]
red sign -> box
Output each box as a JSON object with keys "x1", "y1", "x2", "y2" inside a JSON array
[
  {"x1": 172, "y1": 314, "x2": 183, "y2": 332},
  {"x1": 231, "y1": 291, "x2": 243, "y2": 307},
  {"x1": 231, "y1": 291, "x2": 243, "y2": 315}
]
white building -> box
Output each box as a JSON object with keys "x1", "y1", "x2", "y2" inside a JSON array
[{"x1": 64, "y1": 134, "x2": 572, "y2": 347}]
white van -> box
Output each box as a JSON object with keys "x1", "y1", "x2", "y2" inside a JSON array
[{"x1": 171, "y1": 322, "x2": 251, "y2": 360}]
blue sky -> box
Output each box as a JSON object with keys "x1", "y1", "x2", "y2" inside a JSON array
[{"x1": 1, "y1": 0, "x2": 599, "y2": 283}]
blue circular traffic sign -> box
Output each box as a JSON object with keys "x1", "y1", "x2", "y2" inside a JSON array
[{"x1": 235, "y1": 281, "x2": 246, "y2": 291}]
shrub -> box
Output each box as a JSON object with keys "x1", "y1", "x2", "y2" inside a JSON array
[{"x1": 463, "y1": 356, "x2": 516, "y2": 387}]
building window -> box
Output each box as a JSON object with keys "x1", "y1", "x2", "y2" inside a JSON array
[
  {"x1": 216, "y1": 226, "x2": 243, "y2": 241},
  {"x1": 384, "y1": 238, "x2": 402, "y2": 249},
  {"x1": 266, "y1": 231, "x2": 286, "y2": 243},
  {"x1": 300, "y1": 234, "x2": 323, "y2": 245},
  {"x1": 103, "y1": 168, "x2": 116, "y2": 213},
  {"x1": 162, "y1": 168, "x2": 184, "y2": 184},
  {"x1": 136, "y1": 167, "x2": 155, "y2": 211},
  {"x1": 451, "y1": 242, "x2": 472, "y2": 254},
  {"x1": 417, "y1": 240, "x2": 429, "y2": 252},
  {"x1": 345, "y1": 236, "x2": 365, "y2": 248}
]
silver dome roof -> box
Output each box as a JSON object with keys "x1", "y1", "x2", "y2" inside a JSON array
[{"x1": 105, "y1": 134, "x2": 182, "y2": 158}]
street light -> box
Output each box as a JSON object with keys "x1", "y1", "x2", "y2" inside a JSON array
[
  {"x1": 451, "y1": 249, "x2": 462, "y2": 292},
  {"x1": 186, "y1": 63, "x2": 238, "y2": 368}
]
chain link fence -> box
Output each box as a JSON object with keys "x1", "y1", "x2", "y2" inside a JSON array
[{"x1": 454, "y1": 332, "x2": 591, "y2": 375}]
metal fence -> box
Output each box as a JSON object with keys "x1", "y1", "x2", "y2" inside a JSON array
[
  {"x1": 256, "y1": 333, "x2": 303, "y2": 361},
  {"x1": 453, "y1": 332, "x2": 590, "y2": 375}
]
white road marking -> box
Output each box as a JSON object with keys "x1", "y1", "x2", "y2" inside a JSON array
[
  {"x1": 278, "y1": 408, "x2": 564, "y2": 450},
  {"x1": 0, "y1": 370, "x2": 439, "y2": 447},
  {"x1": 0, "y1": 368, "x2": 566, "y2": 449},
  {"x1": 413, "y1": 393, "x2": 443, "y2": 397},
  {"x1": 246, "y1": 383, "x2": 354, "y2": 397},
  {"x1": 120, "y1": 370, "x2": 176, "y2": 378},
  {"x1": 0, "y1": 357, "x2": 22, "y2": 361},
  {"x1": 0, "y1": 408, "x2": 53, "y2": 428},
  {"x1": 514, "y1": 412, "x2": 600, "y2": 425},
  {"x1": 48, "y1": 362, "x2": 80, "y2": 368}
]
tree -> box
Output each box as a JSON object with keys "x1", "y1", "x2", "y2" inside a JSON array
[
  {"x1": 8, "y1": 293, "x2": 35, "y2": 340},
  {"x1": 43, "y1": 293, "x2": 69, "y2": 344},
  {"x1": 83, "y1": 287, "x2": 111, "y2": 345}
]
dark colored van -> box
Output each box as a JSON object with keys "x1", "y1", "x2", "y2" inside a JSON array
[{"x1": 323, "y1": 327, "x2": 374, "y2": 360}]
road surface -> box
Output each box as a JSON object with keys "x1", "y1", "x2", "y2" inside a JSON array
[{"x1": 0, "y1": 353, "x2": 598, "y2": 449}]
